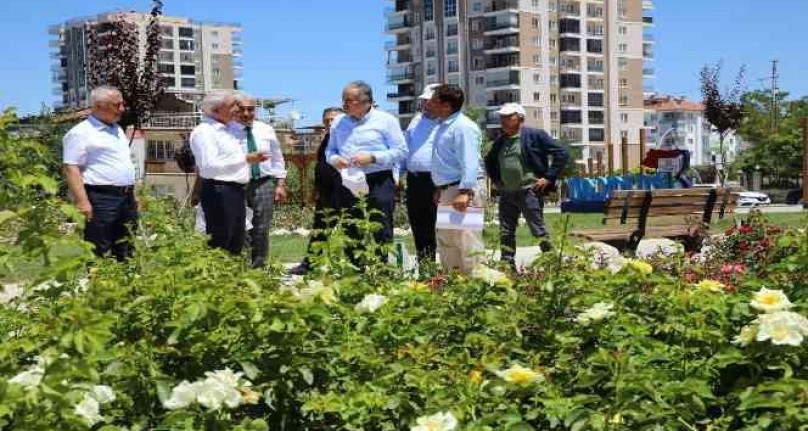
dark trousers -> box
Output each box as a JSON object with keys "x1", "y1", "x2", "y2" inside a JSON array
[
  {"x1": 200, "y1": 179, "x2": 246, "y2": 255},
  {"x1": 84, "y1": 186, "x2": 138, "y2": 261},
  {"x1": 405, "y1": 172, "x2": 437, "y2": 263},
  {"x1": 246, "y1": 176, "x2": 276, "y2": 268},
  {"x1": 333, "y1": 170, "x2": 395, "y2": 264},
  {"x1": 499, "y1": 188, "x2": 547, "y2": 263}
]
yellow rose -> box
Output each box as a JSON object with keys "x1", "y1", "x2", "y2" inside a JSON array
[
  {"x1": 495, "y1": 364, "x2": 544, "y2": 385},
  {"x1": 468, "y1": 370, "x2": 483, "y2": 384},
  {"x1": 696, "y1": 279, "x2": 725, "y2": 293},
  {"x1": 626, "y1": 259, "x2": 653, "y2": 276}
]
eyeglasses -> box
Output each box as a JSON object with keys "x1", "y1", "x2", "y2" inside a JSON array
[{"x1": 241, "y1": 106, "x2": 257, "y2": 112}]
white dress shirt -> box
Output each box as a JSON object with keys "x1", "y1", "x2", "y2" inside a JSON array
[
  {"x1": 190, "y1": 117, "x2": 249, "y2": 184},
  {"x1": 229, "y1": 120, "x2": 287, "y2": 179},
  {"x1": 62, "y1": 115, "x2": 136, "y2": 186}
]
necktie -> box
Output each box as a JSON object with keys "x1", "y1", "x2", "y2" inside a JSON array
[{"x1": 245, "y1": 126, "x2": 261, "y2": 180}]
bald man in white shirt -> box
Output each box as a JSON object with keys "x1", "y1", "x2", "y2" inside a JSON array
[{"x1": 63, "y1": 86, "x2": 138, "y2": 261}]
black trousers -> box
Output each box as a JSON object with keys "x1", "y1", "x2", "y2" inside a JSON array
[
  {"x1": 200, "y1": 179, "x2": 246, "y2": 255},
  {"x1": 84, "y1": 186, "x2": 138, "y2": 261},
  {"x1": 405, "y1": 172, "x2": 437, "y2": 263},
  {"x1": 301, "y1": 185, "x2": 337, "y2": 267},
  {"x1": 333, "y1": 170, "x2": 395, "y2": 264}
]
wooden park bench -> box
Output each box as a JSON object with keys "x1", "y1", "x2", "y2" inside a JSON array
[{"x1": 570, "y1": 188, "x2": 739, "y2": 253}]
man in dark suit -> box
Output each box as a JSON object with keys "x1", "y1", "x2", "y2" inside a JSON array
[
  {"x1": 484, "y1": 103, "x2": 569, "y2": 268},
  {"x1": 289, "y1": 107, "x2": 343, "y2": 275}
]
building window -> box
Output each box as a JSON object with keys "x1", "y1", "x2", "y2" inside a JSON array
[
  {"x1": 550, "y1": 93, "x2": 557, "y2": 103},
  {"x1": 475, "y1": 76, "x2": 485, "y2": 84},
  {"x1": 448, "y1": 58, "x2": 459, "y2": 73},
  {"x1": 561, "y1": 110, "x2": 582, "y2": 124},
  {"x1": 180, "y1": 53, "x2": 195, "y2": 63},
  {"x1": 147, "y1": 140, "x2": 175, "y2": 161},
  {"x1": 534, "y1": 73, "x2": 541, "y2": 83},
  {"x1": 211, "y1": 43, "x2": 220, "y2": 50},
  {"x1": 444, "y1": 0, "x2": 457, "y2": 17},
  {"x1": 211, "y1": 30, "x2": 219, "y2": 38},
  {"x1": 620, "y1": 113, "x2": 629, "y2": 123},
  {"x1": 619, "y1": 58, "x2": 627, "y2": 71},
  {"x1": 447, "y1": 39, "x2": 458, "y2": 55},
  {"x1": 533, "y1": 92, "x2": 541, "y2": 101},
  {"x1": 588, "y1": 93, "x2": 603, "y2": 107},
  {"x1": 532, "y1": 17, "x2": 540, "y2": 29},
  {"x1": 559, "y1": 37, "x2": 580, "y2": 52},
  {"x1": 619, "y1": 95, "x2": 629, "y2": 106},
  {"x1": 158, "y1": 51, "x2": 174, "y2": 62},
  {"x1": 179, "y1": 40, "x2": 195, "y2": 51},
  {"x1": 473, "y1": 57, "x2": 484, "y2": 68},
  {"x1": 178, "y1": 27, "x2": 194, "y2": 38},
  {"x1": 181, "y1": 77, "x2": 196, "y2": 88},
  {"x1": 589, "y1": 128, "x2": 605, "y2": 142},
  {"x1": 587, "y1": 4, "x2": 603, "y2": 18},
  {"x1": 160, "y1": 39, "x2": 174, "y2": 50},
  {"x1": 160, "y1": 26, "x2": 173, "y2": 36},
  {"x1": 471, "y1": 20, "x2": 480, "y2": 31},
  {"x1": 559, "y1": 18, "x2": 580, "y2": 34},
  {"x1": 550, "y1": 111, "x2": 558, "y2": 120},
  {"x1": 473, "y1": 1, "x2": 482, "y2": 12},
  {"x1": 472, "y1": 38, "x2": 483, "y2": 49},
  {"x1": 619, "y1": 78, "x2": 628, "y2": 87},
  {"x1": 424, "y1": 0, "x2": 434, "y2": 21},
  {"x1": 160, "y1": 76, "x2": 175, "y2": 88},
  {"x1": 586, "y1": 39, "x2": 602, "y2": 53},
  {"x1": 532, "y1": 36, "x2": 540, "y2": 46},
  {"x1": 587, "y1": 22, "x2": 603, "y2": 36},
  {"x1": 559, "y1": 74, "x2": 581, "y2": 88},
  {"x1": 212, "y1": 68, "x2": 221, "y2": 78},
  {"x1": 533, "y1": 54, "x2": 540, "y2": 66},
  {"x1": 180, "y1": 65, "x2": 195, "y2": 75},
  {"x1": 619, "y1": 43, "x2": 628, "y2": 53},
  {"x1": 619, "y1": 26, "x2": 627, "y2": 35},
  {"x1": 446, "y1": 22, "x2": 458, "y2": 36},
  {"x1": 588, "y1": 111, "x2": 604, "y2": 124},
  {"x1": 158, "y1": 63, "x2": 175, "y2": 74},
  {"x1": 533, "y1": 109, "x2": 541, "y2": 120},
  {"x1": 425, "y1": 27, "x2": 435, "y2": 40}
]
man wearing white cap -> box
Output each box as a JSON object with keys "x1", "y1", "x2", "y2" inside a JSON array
[
  {"x1": 484, "y1": 103, "x2": 569, "y2": 268},
  {"x1": 403, "y1": 83, "x2": 441, "y2": 266}
]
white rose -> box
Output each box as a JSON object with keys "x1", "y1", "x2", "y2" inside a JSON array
[
  {"x1": 750, "y1": 288, "x2": 794, "y2": 313},
  {"x1": 575, "y1": 302, "x2": 615, "y2": 326},
  {"x1": 732, "y1": 324, "x2": 758, "y2": 347},
  {"x1": 163, "y1": 380, "x2": 199, "y2": 410},
  {"x1": 410, "y1": 411, "x2": 458, "y2": 431},
  {"x1": 74, "y1": 393, "x2": 103, "y2": 427},
  {"x1": 89, "y1": 385, "x2": 116, "y2": 404},
  {"x1": 355, "y1": 294, "x2": 388, "y2": 313},
  {"x1": 0, "y1": 283, "x2": 24, "y2": 305},
  {"x1": 8, "y1": 367, "x2": 44, "y2": 389},
  {"x1": 755, "y1": 311, "x2": 808, "y2": 346},
  {"x1": 471, "y1": 265, "x2": 512, "y2": 286}
]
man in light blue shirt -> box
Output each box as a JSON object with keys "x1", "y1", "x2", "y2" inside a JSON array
[
  {"x1": 428, "y1": 84, "x2": 486, "y2": 274},
  {"x1": 403, "y1": 83, "x2": 440, "y2": 266},
  {"x1": 325, "y1": 81, "x2": 407, "y2": 266}
]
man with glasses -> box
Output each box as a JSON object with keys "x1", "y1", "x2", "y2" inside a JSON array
[
  {"x1": 230, "y1": 93, "x2": 288, "y2": 268},
  {"x1": 63, "y1": 86, "x2": 139, "y2": 261},
  {"x1": 325, "y1": 81, "x2": 407, "y2": 266}
]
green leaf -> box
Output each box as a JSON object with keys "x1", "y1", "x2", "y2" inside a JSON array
[{"x1": 300, "y1": 367, "x2": 314, "y2": 385}]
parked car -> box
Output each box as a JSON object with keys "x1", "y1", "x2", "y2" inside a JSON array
[
  {"x1": 738, "y1": 191, "x2": 771, "y2": 207},
  {"x1": 785, "y1": 188, "x2": 803, "y2": 205}
]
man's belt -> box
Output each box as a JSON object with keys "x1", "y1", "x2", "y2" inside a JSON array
[
  {"x1": 202, "y1": 178, "x2": 246, "y2": 188},
  {"x1": 85, "y1": 184, "x2": 135, "y2": 195}
]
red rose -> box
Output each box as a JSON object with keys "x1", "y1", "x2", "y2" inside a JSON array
[{"x1": 739, "y1": 225, "x2": 752, "y2": 234}]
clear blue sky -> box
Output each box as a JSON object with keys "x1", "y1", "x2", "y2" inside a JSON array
[{"x1": 0, "y1": 0, "x2": 806, "y2": 125}]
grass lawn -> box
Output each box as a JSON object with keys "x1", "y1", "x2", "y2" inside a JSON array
[{"x1": 4, "y1": 212, "x2": 805, "y2": 272}]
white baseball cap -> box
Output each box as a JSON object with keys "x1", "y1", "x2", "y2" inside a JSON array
[
  {"x1": 496, "y1": 103, "x2": 526, "y2": 117},
  {"x1": 418, "y1": 83, "x2": 441, "y2": 100}
]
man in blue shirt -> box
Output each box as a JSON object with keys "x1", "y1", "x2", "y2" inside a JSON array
[
  {"x1": 326, "y1": 81, "x2": 407, "y2": 266},
  {"x1": 428, "y1": 84, "x2": 486, "y2": 274},
  {"x1": 403, "y1": 83, "x2": 440, "y2": 267}
]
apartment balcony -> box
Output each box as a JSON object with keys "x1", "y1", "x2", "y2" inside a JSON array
[
  {"x1": 643, "y1": 0, "x2": 655, "y2": 10},
  {"x1": 483, "y1": 18, "x2": 519, "y2": 35},
  {"x1": 384, "y1": 38, "x2": 412, "y2": 51},
  {"x1": 643, "y1": 16, "x2": 654, "y2": 26},
  {"x1": 387, "y1": 57, "x2": 415, "y2": 68},
  {"x1": 643, "y1": 33, "x2": 655, "y2": 43},
  {"x1": 643, "y1": 68, "x2": 655, "y2": 77},
  {"x1": 483, "y1": 41, "x2": 519, "y2": 55},
  {"x1": 485, "y1": 75, "x2": 520, "y2": 91},
  {"x1": 485, "y1": 57, "x2": 520, "y2": 70},
  {"x1": 48, "y1": 24, "x2": 62, "y2": 35},
  {"x1": 558, "y1": 3, "x2": 581, "y2": 18},
  {"x1": 386, "y1": 15, "x2": 412, "y2": 33},
  {"x1": 484, "y1": 0, "x2": 519, "y2": 15},
  {"x1": 387, "y1": 90, "x2": 416, "y2": 102},
  {"x1": 387, "y1": 71, "x2": 415, "y2": 84}
]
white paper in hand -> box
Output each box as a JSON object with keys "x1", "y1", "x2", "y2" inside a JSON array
[
  {"x1": 341, "y1": 167, "x2": 369, "y2": 197},
  {"x1": 435, "y1": 206, "x2": 485, "y2": 231}
]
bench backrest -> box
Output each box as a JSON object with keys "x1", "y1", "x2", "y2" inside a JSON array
[{"x1": 602, "y1": 188, "x2": 739, "y2": 227}]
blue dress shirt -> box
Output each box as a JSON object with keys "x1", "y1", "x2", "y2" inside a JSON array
[
  {"x1": 325, "y1": 108, "x2": 407, "y2": 174},
  {"x1": 403, "y1": 113, "x2": 438, "y2": 173},
  {"x1": 431, "y1": 111, "x2": 482, "y2": 190}
]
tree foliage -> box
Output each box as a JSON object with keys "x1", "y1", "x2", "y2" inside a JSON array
[
  {"x1": 700, "y1": 62, "x2": 745, "y2": 184},
  {"x1": 735, "y1": 90, "x2": 808, "y2": 185},
  {"x1": 86, "y1": 0, "x2": 165, "y2": 131}
]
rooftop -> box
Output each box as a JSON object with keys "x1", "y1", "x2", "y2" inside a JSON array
[{"x1": 645, "y1": 95, "x2": 703, "y2": 112}]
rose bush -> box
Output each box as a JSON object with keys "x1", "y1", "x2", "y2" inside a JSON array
[{"x1": 1, "y1": 116, "x2": 807, "y2": 429}]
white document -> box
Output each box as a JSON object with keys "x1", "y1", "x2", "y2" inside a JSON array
[
  {"x1": 435, "y1": 206, "x2": 485, "y2": 231},
  {"x1": 340, "y1": 167, "x2": 369, "y2": 197}
]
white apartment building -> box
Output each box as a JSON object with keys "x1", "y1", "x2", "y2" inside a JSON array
[
  {"x1": 384, "y1": 0, "x2": 655, "y2": 169},
  {"x1": 49, "y1": 11, "x2": 242, "y2": 109}
]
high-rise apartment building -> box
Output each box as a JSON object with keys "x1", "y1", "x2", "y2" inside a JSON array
[
  {"x1": 385, "y1": 0, "x2": 655, "y2": 169},
  {"x1": 49, "y1": 11, "x2": 242, "y2": 109}
]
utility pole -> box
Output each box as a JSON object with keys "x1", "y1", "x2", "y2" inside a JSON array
[{"x1": 771, "y1": 60, "x2": 779, "y2": 134}]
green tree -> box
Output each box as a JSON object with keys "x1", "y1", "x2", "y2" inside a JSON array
[
  {"x1": 700, "y1": 62, "x2": 745, "y2": 185},
  {"x1": 736, "y1": 90, "x2": 808, "y2": 186}
]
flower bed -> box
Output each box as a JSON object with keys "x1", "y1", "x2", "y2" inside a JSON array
[{"x1": 1, "y1": 198, "x2": 806, "y2": 430}]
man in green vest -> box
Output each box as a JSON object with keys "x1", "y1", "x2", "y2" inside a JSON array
[{"x1": 484, "y1": 103, "x2": 569, "y2": 269}]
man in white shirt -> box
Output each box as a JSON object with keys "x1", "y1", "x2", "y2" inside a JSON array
[
  {"x1": 63, "y1": 86, "x2": 138, "y2": 261},
  {"x1": 190, "y1": 90, "x2": 268, "y2": 254},
  {"x1": 231, "y1": 93, "x2": 288, "y2": 267}
]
